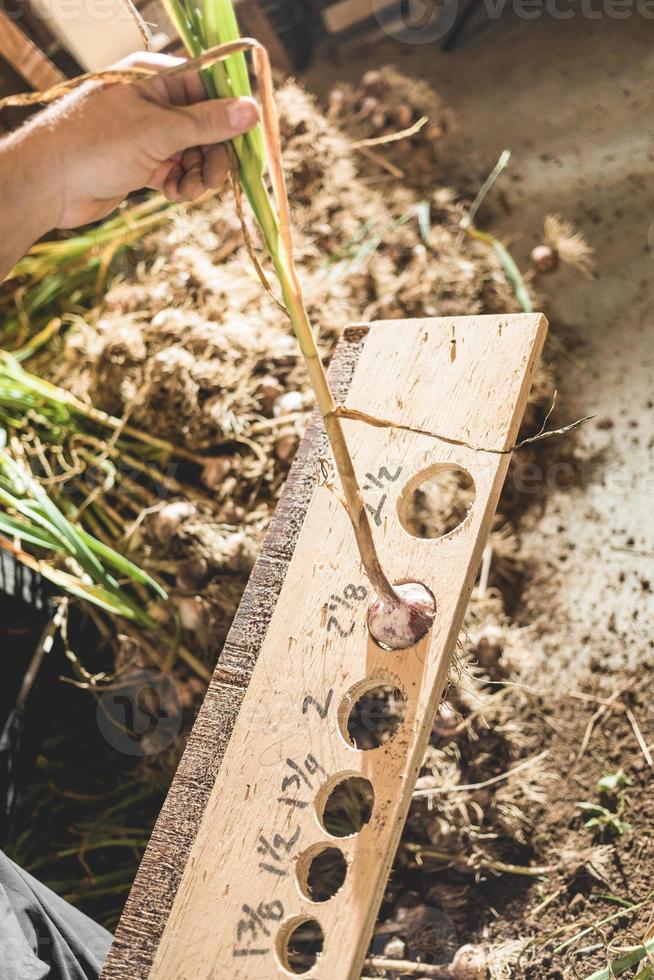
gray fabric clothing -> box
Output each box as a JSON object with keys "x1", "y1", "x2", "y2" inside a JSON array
[{"x1": 0, "y1": 851, "x2": 112, "y2": 979}]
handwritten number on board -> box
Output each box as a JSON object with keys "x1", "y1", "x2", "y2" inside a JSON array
[
  {"x1": 302, "y1": 688, "x2": 333, "y2": 720},
  {"x1": 327, "y1": 615, "x2": 355, "y2": 637}
]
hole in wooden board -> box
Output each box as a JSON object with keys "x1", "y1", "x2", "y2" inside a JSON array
[
  {"x1": 398, "y1": 463, "x2": 475, "y2": 540},
  {"x1": 338, "y1": 680, "x2": 407, "y2": 749},
  {"x1": 296, "y1": 844, "x2": 347, "y2": 902},
  {"x1": 316, "y1": 773, "x2": 375, "y2": 838},
  {"x1": 277, "y1": 916, "x2": 325, "y2": 974}
]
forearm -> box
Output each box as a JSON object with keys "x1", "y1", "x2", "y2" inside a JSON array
[{"x1": 0, "y1": 122, "x2": 61, "y2": 281}]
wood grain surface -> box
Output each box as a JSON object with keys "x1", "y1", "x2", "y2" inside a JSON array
[{"x1": 102, "y1": 313, "x2": 547, "y2": 980}]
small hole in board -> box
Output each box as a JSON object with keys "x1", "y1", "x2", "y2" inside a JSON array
[
  {"x1": 296, "y1": 844, "x2": 347, "y2": 902},
  {"x1": 316, "y1": 774, "x2": 375, "y2": 838},
  {"x1": 338, "y1": 681, "x2": 407, "y2": 750},
  {"x1": 398, "y1": 463, "x2": 475, "y2": 540},
  {"x1": 277, "y1": 916, "x2": 325, "y2": 974}
]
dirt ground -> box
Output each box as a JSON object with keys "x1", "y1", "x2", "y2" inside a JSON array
[{"x1": 304, "y1": 13, "x2": 654, "y2": 978}]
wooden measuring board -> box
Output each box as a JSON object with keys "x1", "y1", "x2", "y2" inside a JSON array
[{"x1": 102, "y1": 313, "x2": 547, "y2": 980}]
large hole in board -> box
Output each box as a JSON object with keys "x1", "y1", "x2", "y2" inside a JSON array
[
  {"x1": 338, "y1": 681, "x2": 407, "y2": 750},
  {"x1": 296, "y1": 844, "x2": 347, "y2": 903},
  {"x1": 398, "y1": 464, "x2": 475, "y2": 540},
  {"x1": 316, "y1": 774, "x2": 375, "y2": 838},
  {"x1": 277, "y1": 916, "x2": 325, "y2": 974}
]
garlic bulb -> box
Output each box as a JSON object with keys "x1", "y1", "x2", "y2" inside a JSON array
[{"x1": 368, "y1": 581, "x2": 436, "y2": 650}]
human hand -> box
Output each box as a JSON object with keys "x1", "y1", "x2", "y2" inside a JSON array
[{"x1": 31, "y1": 52, "x2": 259, "y2": 229}]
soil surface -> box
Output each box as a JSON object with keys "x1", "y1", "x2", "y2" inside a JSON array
[
  {"x1": 497, "y1": 672, "x2": 654, "y2": 980},
  {"x1": 304, "y1": 13, "x2": 654, "y2": 979}
]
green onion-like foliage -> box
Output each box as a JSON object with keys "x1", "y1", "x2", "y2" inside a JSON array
[
  {"x1": 0, "y1": 430, "x2": 166, "y2": 624},
  {"x1": 165, "y1": 0, "x2": 266, "y2": 188},
  {"x1": 164, "y1": 0, "x2": 275, "y2": 252},
  {"x1": 0, "y1": 354, "x2": 200, "y2": 627},
  {"x1": 0, "y1": 196, "x2": 170, "y2": 355},
  {"x1": 160, "y1": 1, "x2": 399, "y2": 604},
  {"x1": 0, "y1": 352, "x2": 201, "y2": 542},
  {"x1": 0, "y1": 351, "x2": 191, "y2": 463}
]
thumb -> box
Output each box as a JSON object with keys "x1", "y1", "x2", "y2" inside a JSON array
[{"x1": 159, "y1": 96, "x2": 259, "y2": 157}]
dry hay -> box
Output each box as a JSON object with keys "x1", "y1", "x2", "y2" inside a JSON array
[
  {"x1": 45, "y1": 78, "x2": 531, "y2": 676},
  {"x1": 326, "y1": 66, "x2": 454, "y2": 188},
  {"x1": 57, "y1": 80, "x2": 517, "y2": 452}
]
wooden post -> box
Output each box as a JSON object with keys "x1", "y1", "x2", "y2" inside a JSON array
[
  {"x1": 236, "y1": 0, "x2": 292, "y2": 74},
  {"x1": 0, "y1": 11, "x2": 65, "y2": 91},
  {"x1": 25, "y1": 0, "x2": 150, "y2": 72},
  {"x1": 101, "y1": 313, "x2": 547, "y2": 980}
]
